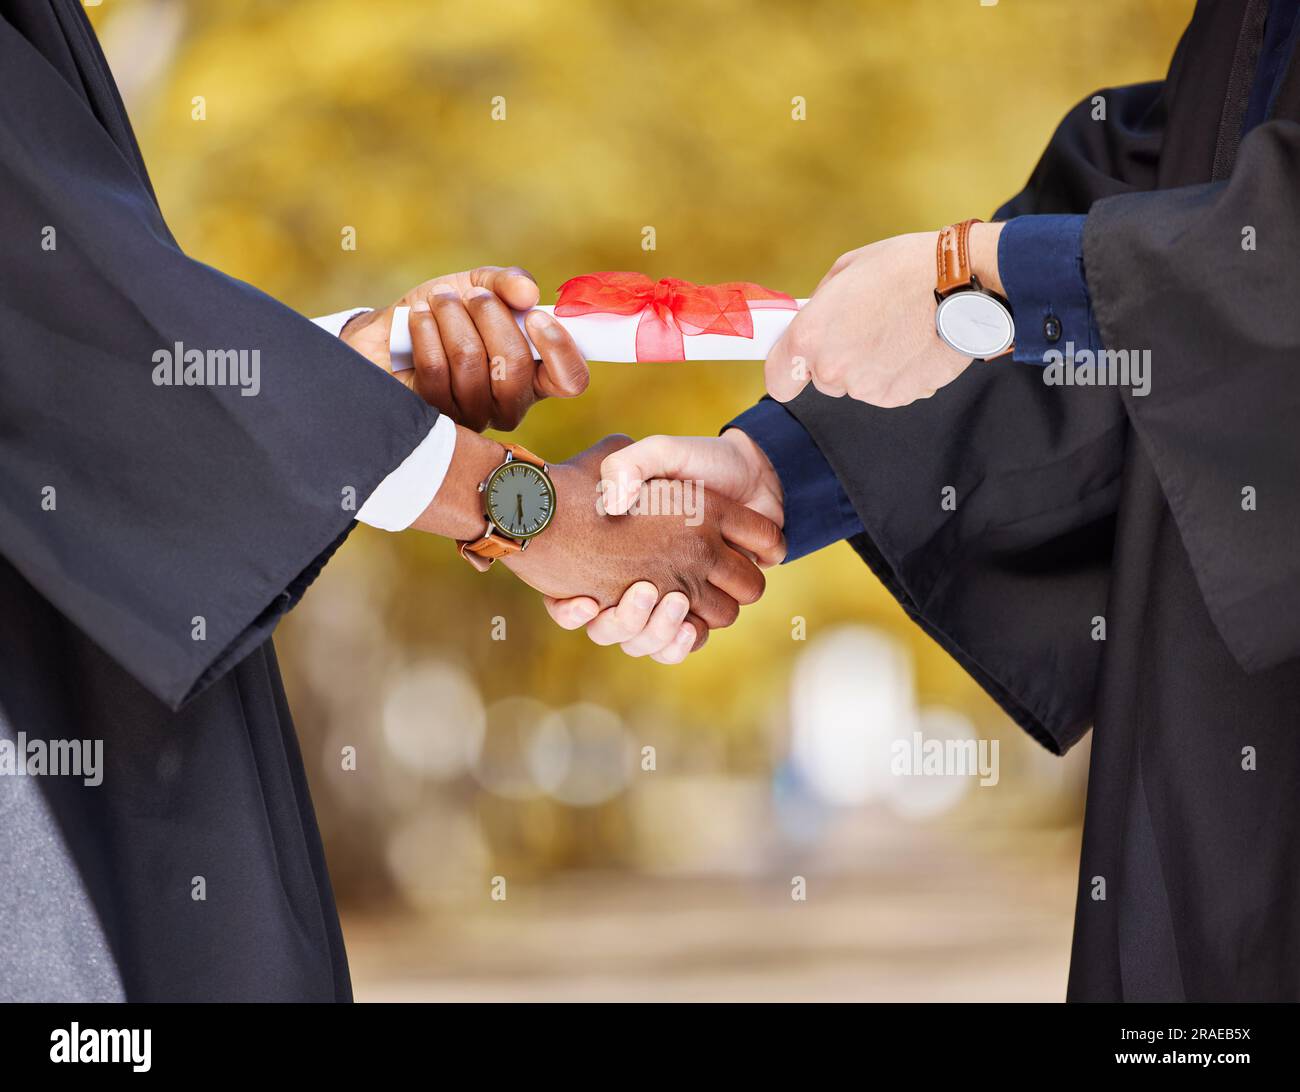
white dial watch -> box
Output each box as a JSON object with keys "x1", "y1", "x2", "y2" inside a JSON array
[{"x1": 933, "y1": 218, "x2": 1015, "y2": 360}]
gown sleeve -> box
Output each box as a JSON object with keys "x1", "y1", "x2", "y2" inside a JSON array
[
  {"x1": 0, "y1": 14, "x2": 440, "y2": 710},
  {"x1": 993, "y1": 80, "x2": 1166, "y2": 218},
  {"x1": 781, "y1": 82, "x2": 1171, "y2": 755},
  {"x1": 1083, "y1": 118, "x2": 1300, "y2": 673}
]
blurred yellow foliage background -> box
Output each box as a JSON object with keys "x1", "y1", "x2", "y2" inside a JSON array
[{"x1": 89, "y1": 0, "x2": 1192, "y2": 999}]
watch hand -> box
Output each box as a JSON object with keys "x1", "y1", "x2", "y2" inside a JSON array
[{"x1": 516, "y1": 493, "x2": 524, "y2": 525}]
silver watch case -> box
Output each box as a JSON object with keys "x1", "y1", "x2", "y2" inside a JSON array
[{"x1": 934, "y1": 277, "x2": 1015, "y2": 360}]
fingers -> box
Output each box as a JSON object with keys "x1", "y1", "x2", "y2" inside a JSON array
[
  {"x1": 429, "y1": 285, "x2": 493, "y2": 431},
  {"x1": 603, "y1": 586, "x2": 695, "y2": 656},
  {"x1": 683, "y1": 612, "x2": 709, "y2": 653},
  {"x1": 708, "y1": 544, "x2": 766, "y2": 607},
  {"x1": 765, "y1": 256, "x2": 853, "y2": 401},
  {"x1": 463, "y1": 287, "x2": 535, "y2": 429},
  {"x1": 471, "y1": 265, "x2": 540, "y2": 312},
  {"x1": 764, "y1": 324, "x2": 812, "y2": 403},
  {"x1": 650, "y1": 616, "x2": 702, "y2": 665},
  {"x1": 407, "y1": 298, "x2": 454, "y2": 414},
  {"x1": 581, "y1": 584, "x2": 698, "y2": 661},
  {"x1": 584, "y1": 581, "x2": 661, "y2": 646},
  {"x1": 543, "y1": 595, "x2": 600, "y2": 630},
  {"x1": 716, "y1": 500, "x2": 787, "y2": 568},
  {"x1": 622, "y1": 592, "x2": 694, "y2": 657},
  {"x1": 400, "y1": 267, "x2": 591, "y2": 430},
  {"x1": 549, "y1": 585, "x2": 707, "y2": 664},
  {"x1": 809, "y1": 371, "x2": 848, "y2": 398},
  {"x1": 689, "y1": 581, "x2": 741, "y2": 631},
  {"x1": 525, "y1": 310, "x2": 590, "y2": 400}
]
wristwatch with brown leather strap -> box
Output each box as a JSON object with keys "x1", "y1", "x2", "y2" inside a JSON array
[
  {"x1": 933, "y1": 218, "x2": 1015, "y2": 360},
  {"x1": 459, "y1": 443, "x2": 556, "y2": 571}
]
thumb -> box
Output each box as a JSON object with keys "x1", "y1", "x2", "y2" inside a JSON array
[
  {"x1": 599, "y1": 435, "x2": 715, "y2": 515},
  {"x1": 764, "y1": 327, "x2": 811, "y2": 403},
  {"x1": 565, "y1": 433, "x2": 633, "y2": 477},
  {"x1": 473, "y1": 265, "x2": 541, "y2": 311}
]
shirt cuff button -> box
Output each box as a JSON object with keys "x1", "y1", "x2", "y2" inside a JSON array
[{"x1": 1043, "y1": 314, "x2": 1062, "y2": 343}]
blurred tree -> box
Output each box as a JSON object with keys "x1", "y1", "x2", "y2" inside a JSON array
[{"x1": 90, "y1": 0, "x2": 1192, "y2": 904}]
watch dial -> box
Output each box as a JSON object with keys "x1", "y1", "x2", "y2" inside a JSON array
[
  {"x1": 935, "y1": 292, "x2": 1015, "y2": 359},
  {"x1": 486, "y1": 462, "x2": 554, "y2": 539}
]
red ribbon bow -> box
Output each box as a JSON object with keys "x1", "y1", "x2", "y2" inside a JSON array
[{"x1": 554, "y1": 272, "x2": 797, "y2": 361}]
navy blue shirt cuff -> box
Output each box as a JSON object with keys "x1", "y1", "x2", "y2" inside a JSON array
[
  {"x1": 725, "y1": 399, "x2": 864, "y2": 562},
  {"x1": 998, "y1": 214, "x2": 1101, "y2": 365}
]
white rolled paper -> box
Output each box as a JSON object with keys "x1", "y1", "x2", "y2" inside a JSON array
[{"x1": 388, "y1": 300, "x2": 807, "y2": 369}]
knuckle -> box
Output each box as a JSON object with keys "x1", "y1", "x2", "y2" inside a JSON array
[
  {"x1": 449, "y1": 336, "x2": 487, "y2": 369},
  {"x1": 636, "y1": 435, "x2": 669, "y2": 465},
  {"x1": 429, "y1": 289, "x2": 462, "y2": 314},
  {"x1": 415, "y1": 354, "x2": 445, "y2": 378},
  {"x1": 684, "y1": 533, "x2": 716, "y2": 570},
  {"x1": 739, "y1": 569, "x2": 766, "y2": 605},
  {"x1": 586, "y1": 621, "x2": 622, "y2": 646},
  {"x1": 648, "y1": 620, "x2": 678, "y2": 650},
  {"x1": 783, "y1": 331, "x2": 811, "y2": 366},
  {"x1": 505, "y1": 346, "x2": 534, "y2": 373},
  {"x1": 667, "y1": 560, "x2": 703, "y2": 603},
  {"x1": 713, "y1": 597, "x2": 740, "y2": 629},
  {"x1": 819, "y1": 356, "x2": 847, "y2": 382}
]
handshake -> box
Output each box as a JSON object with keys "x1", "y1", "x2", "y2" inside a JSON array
[
  {"x1": 338, "y1": 265, "x2": 788, "y2": 664},
  {"x1": 339, "y1": 228, "x2": 1004, "y2": 661}
]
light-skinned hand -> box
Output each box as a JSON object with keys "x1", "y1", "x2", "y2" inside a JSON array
[
  {"x1": 512, "y1": 435, "x2": 785, "y2": 664},
  {"x1": 543, "y1": 429, "x2": 785, "y2": 663},
  {"x1": 765, "y1": 223, "x2": 1004, "y2": 408}
]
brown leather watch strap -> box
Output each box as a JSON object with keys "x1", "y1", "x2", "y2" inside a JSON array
[
  {"x1": 935, "y1": 218, "x2": 983, "y2": 299},
  {"x1": 459, "y1": 528, "x2": 523, "y2": 571},
  {"x1": 501, "y1": 442, "x2": 546, "y2": 470},
  {"x1": 459, "y1": 443, "x2": 548, "y2": 570}
]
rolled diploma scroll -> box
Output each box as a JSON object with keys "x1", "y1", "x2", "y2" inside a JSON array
[{"x1": 388, "y1": 301, "x2": 808, "y2": 369}]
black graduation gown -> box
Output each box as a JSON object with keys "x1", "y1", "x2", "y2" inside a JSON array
[
  {"x1": 0, "y1": 1, "x2": 440, "y2": 1000},
  {"x1": 784, "y1": 0, "x2": 1300, "y2": 1000}
]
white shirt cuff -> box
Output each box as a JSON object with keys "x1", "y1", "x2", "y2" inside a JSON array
[
  {"x1": 356, "y1": 415, "x2": 457, "y2": 531},
  {"x1": 311, "y1": 308, "x2": 372, "y2": 338},
  {"x1": 313, "y1": 307, "x2": 456, "y2": 532}
]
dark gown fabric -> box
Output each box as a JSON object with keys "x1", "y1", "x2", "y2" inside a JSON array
[
  {"x1": 785, "y1": 0, "x2": 1300, "y2": 1000},
  {"x1": 0, "y1": 0, "x2": 440, "y2": 1000}
]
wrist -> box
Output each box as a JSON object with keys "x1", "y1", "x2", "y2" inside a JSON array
[
  {"x1": 966, "y1": 221, "x2": 1006, "y2": 297},
  {"x1": 338, "y1": 309, "x2": 373, "y2": 339},
  {"x1": 722, "y1": 427, "x2": 784, "y2": 525},
  {"x1": 409, "y1": 427, "x2": 507, "y2": 540}
]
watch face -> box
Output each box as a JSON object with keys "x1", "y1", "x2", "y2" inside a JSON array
[
  {"x1": 935, "y1": 290, "x2": 1015, "y2": 359},
  {"x1": 484, "y1": 459, "x2": 555, "y2": 539}
]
